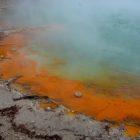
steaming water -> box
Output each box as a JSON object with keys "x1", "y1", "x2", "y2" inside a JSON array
[{"x1": 1, "y1": 0, "x2": 140, "y2": 83}]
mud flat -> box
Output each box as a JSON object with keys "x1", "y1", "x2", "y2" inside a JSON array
[{"x1": 0, "y1": 79, "x2": 139, "y2": 140}]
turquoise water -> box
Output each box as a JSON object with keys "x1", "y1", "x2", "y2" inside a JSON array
[{"x1": 2, "y1": 0, "x2": 140, "y2": 82}]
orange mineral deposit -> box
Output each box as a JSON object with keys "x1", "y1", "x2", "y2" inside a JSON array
[{"x1": 0, "y1": 32, "x2": 140, "y2": 136}]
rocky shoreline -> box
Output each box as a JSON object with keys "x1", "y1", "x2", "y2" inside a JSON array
[{"x1": 0, "y1": 78, "x2": 139, "y2": 140}]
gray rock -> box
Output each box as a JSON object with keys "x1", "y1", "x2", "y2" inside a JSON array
[
  {"x1": 0, "y1": 84, "x2": 137, "y2": 140},
  {"x1": 74, "y1": 91, "x2": 83, "y2": 98}
]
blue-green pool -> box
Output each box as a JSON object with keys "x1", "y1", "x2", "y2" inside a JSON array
[{"x1": 2, "y1": 0, "x2": 140, "y2": 85}]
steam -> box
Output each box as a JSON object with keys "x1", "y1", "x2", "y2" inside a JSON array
[
  {"x1": 9, "y1": 0, "x2": 140, "y2": 26},
  {"x1": 5, "y1": 0, "x2": 140, "y2": 80}
]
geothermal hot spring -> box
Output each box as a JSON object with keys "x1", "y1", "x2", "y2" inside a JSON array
[{"x1": 0, "y1": 0, "x2": 140, "y2": 135}]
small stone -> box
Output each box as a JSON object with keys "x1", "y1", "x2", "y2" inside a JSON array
[
  {"x1": 71, "y1": 110, "x2": 74, "y2": 113},
  {"x1": 0, "y1": 55, "x2": 4, "y2": 58},
  {"x1": 47, "y1": 107, "x2": 51, "y2": 110},
  {"x1": 14, "y1": 134, "x2": 18, "y2": 137},
  {"x1": 74, "y1": 91, "x2": 83, "y2": 98},
  {"x1": 31, "y1": 121, "x2": 35, "y2": 123}
]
